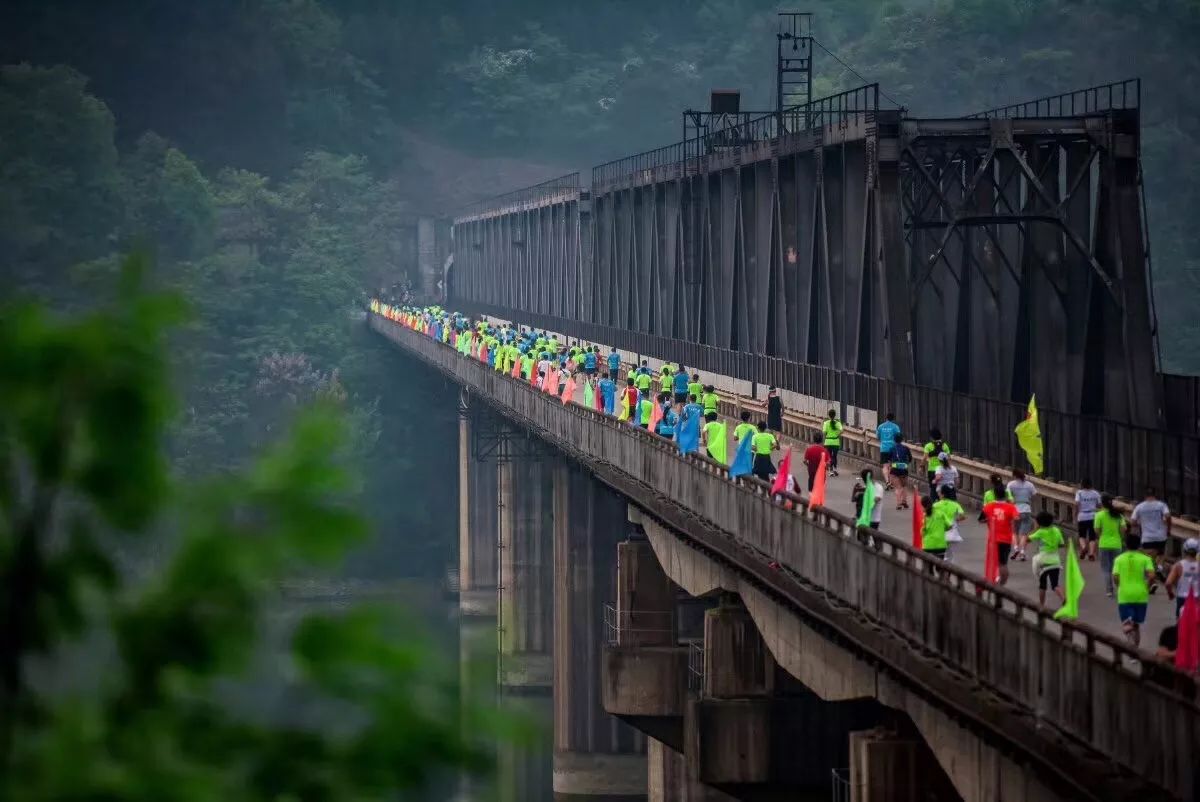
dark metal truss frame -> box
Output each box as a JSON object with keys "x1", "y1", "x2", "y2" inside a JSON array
[
  {"x1": 449, "y1": 80, "x2": 1162, "y2": 428},
  {"x1": 899, "y1": 113, "x2": 1159, "y2": 424},
  {"x1": 463, "y1": 389, "x2": 548, "y2": 463}
]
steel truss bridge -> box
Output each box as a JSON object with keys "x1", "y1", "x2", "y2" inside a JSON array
[{"x1": 449, "y1": 79, "x2": 1200, "y2": 514}]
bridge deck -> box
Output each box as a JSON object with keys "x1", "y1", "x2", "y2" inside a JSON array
[
  {"x1": 473, "y1": 307, "x2": 1181, "y2": 644},
  {"x1": 371, "y1": 308, "x2": 1199, "y2": 800},
  {"x1": 766, "y1": 449, "x2": 1172, "y2": 644}
]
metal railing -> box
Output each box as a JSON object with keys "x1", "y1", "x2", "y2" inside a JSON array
[
  {"x1": 592, "y1": 141, "x2": 688, "y2": 189},
  {"x1": 830, "y1": 768, "x2": 851, "y2": 802},
  {"x1": 592, "y1": 84, "x2": 880, "y2": 191},
  {"x1": 785, "y1": 82, "x2": 881, "y2": 133},
  {"x1": 602, "y1": 604, "x2": 675, "y2": 645},
  {"x1": 968, "y1": 78, "x2": 1140, "y2": 119},
  {"x1": 456, "y1": 301, "x2": 1200, "y2": 523},
  {"x1": 455, "y1": 172, "x2": 581, "y2": 223},
  {"x1": 687, "y1": 641, "x2": 705, "y2": 694}
]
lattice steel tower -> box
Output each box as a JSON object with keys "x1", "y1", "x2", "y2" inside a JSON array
[{"x1": 776, "y1": 12, "x2": 813, "y2": 115}]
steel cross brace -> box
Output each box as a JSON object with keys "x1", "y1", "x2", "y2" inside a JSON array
[{"x1": 903, "y1": 135, "x2": 1119, "y2": 305}]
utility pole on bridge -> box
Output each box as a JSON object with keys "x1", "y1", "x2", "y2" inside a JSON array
[{"x1": 776, "y1": 12, "x2": 813, "y2": 126}]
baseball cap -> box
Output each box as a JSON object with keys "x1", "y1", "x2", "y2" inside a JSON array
[{"x1": 1185, "y1": 538, "x2": 1199, "y2": 554}]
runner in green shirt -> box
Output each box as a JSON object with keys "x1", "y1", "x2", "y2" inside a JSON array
[
  {"x1": 921, "y1": 496, "x2": 949, "y2": 558},
  {"x1": 1028, "y1": 511, "x2": 1065, "y2": 609},
  {"x1": 687, "y1": 374, "x2": 703, "y2": 402},
  {"x1": 701, "y1": 386, "x2": 720, "y2": 417},
  {"x1": 1094, "y1": 494, "x2": 1128, "y2": 597},
  {"x1": 931, "y1": 488, "x2": 966, "y2": 562},
  {"x1": 733, "y1": 410, "x2": 756, "y2": 444},
  {"x1": 634, "y1": 370, "x2": 653, "y2": 398},
  {"x1": 702, "y1": 417, "x2": 728, "y2": 465},
  {"x1": 637, "y1": 396, "x2": 654, "y2": 428},
  {"x1": 1112, "y1": 533, "x2": 1157, "y2": 647},
  {"x1": 922, "y1": 427, "x2": 950, "y2": 491},
  {"x1": 750, "y1": 421, "x2": 778, "y2": 482}
]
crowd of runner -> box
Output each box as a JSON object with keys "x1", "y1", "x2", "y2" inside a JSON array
[{"x1": 372, "y1": 301, "x2": 1199, "y2": 664}]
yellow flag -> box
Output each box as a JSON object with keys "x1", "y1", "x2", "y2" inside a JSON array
[
  {"x1": 618, "y1": 392, "x2": 630, "y2": 422},
  {"x1": 1015, "y1": 394, "x2": 1044, "y2": 475}
]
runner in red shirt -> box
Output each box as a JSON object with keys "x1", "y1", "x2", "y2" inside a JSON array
[
  {"x1": 802, "y1": 433, "x2": 826, "y2": 492},
  {"x1": 983, "y1": 499, "x2": 1020, "y2": 584},
  {"x1": 623, "y1": 383, "x2": 639, "y2": 420}
]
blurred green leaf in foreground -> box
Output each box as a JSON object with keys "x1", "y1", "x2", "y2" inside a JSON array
[{"x1": 0, "y1": 253, "x2": 516, "y2": 800}]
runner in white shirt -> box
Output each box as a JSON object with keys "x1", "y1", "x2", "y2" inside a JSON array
[
  {"x1": 869, "y1": 478, "x2": 884, "y2": 528},
  {"x1": 1131, "y1": 487, "x2": 1171, "y2": 585},
  {"x1": 1007, "y1": 469, "x2": 1037, "y2": 561},
  {"x1": 1074, "y1": 478, "x2": 1102, "y2": 561},
  {"x1": 933, "y1": 454, "x2": 959, "y2": 500},
  {"x1": 1166, "y1": 538, "x2": 1200, "y2": 619}
]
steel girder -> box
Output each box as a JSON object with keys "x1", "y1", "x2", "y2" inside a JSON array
[
  {"x1": 900, "y1": 114, "x2": 1160, "y2": 426},
  {"x1": 450, "y1": 112, "x2": 1159, "y2": 427},
  {"x1": 586, "y1": 119, "x2": 907, "y2": 384},
  {"x1": 453, "y1": 188, "x2": 586, "y2": 325}
]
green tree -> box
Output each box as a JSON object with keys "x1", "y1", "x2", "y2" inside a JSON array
[
  {"x1": 0, "y1": 64, "x2": 122, "y2": 294},
  {"x1": 123, "y1": 132, "x2": 217, "y2": 261},
  {"x1": 0, "y1": 255, "x2": 512, "y2": 799}
]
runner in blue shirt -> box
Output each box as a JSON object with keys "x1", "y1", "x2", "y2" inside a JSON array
[
  {"x1": 607, "y1": 348, "x2": 621, "y2": 376},
  {"x1": 656, "y1": 402, "x2": 679, "y2": 438},
  {"x1": 876, "y1": 412, "x2": 901, "y2": 488},
  {"x1": 672, "y1": 366, "x2": 690, "y2": 407},
  {"x1": 584, "y1": 348, "x2": 597, "y2": 375},
  {"x1": 682, "y1": 394, "x2": 704, "y2": 425},
  {"x1": 599, "y1": 374, "x2": 617, "y2": 415}
]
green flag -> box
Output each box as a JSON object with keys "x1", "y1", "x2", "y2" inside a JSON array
[
  {"x1": 583, "y1": 382, "x2": 595, "y2": 408},
  {"x1": 705, "y1": 421, "x2": 728, "y2": 465},
  {"x1": 1054, "y1": 543, "x2": 1085, "y2": 620},
  {"x1": 855, "y1": 478, "x2": 876, "y2": 528}
]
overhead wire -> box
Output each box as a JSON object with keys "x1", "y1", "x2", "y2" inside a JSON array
[{"x1": 811, "y1": 37, "x2": 906, "y2": 110}]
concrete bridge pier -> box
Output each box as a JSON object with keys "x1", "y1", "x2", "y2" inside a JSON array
[
  {"x1": 647, "y1": 738, "x2": 736, "y2": 802},
  {"x1": 457, "y1": 615, "x2": 498, "y2": 802},
  {"x1": 685, "y1": 598, "x2": 886, "y2": 801},
  {"x1": 553, "y1": 463, "x2": 647, "y2": 800},
  {"x1": 498, "y1": 454, "x2": 554, "y2": 688},
  {"x1": 458, "y1": 412, "x2": 498, "y2": 616},
  {"x1": 601, "y1": 536, "x2": 732, "y2": 802},
  {"x1": 498, "y1": 690, "x2": 554, "y2": 802},
  {"x1": 496, "y1": 451, "x2": 556, "y2": 802},
  {"x1": 845, "y1": 729, "x2": 922, "y2": 802},
  {"x1": 601, "y1": 536, "x2": 688, "y2": 749}
]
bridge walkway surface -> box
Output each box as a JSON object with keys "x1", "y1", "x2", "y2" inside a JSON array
[
  {"x1": 370, "y1": 307, "x2": 1199, "y2": 800},
  {"x1": 470, "y1": 313, "x2": 1192, "y2": 648}
]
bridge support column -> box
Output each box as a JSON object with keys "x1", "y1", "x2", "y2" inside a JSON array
[
  {"x1": 459, "y1": 413, "x2": 498, "y2": 616},
  {"x1": 553, "y1": 463, "x2": 647, "y2": 800},
  {"x1": 602, "y1": 535, "x2": 688, "y2": 750},
  {"x1": 498, "y1": 690, "x2": 553, "y2": 802},
  {"x1": 498, "y1": 455, "x2": 553, "y2": 688},
  {"x1": 647, "y1": 738, "x2": 736, "y2": 802},
  {"x1": 497, "y1": 451, "x2": 555, "y2": 802},
  {"x1": 685, "y1": 596, "x2": 775, "y2": 792},
  {"x1": 846, "y1": 729, "x2": 919, "y2": 802},
  {"x1": 686, "y1": 598, "x2": 886, "y2": 801},
  {"x1": 457, "y1": 616, "x2": 498, "y2": 802}
]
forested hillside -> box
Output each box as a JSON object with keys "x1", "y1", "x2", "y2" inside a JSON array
[{"x1": 2, "y1": 1, "x2": 1198, "y2": 572}]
